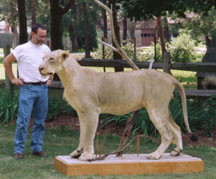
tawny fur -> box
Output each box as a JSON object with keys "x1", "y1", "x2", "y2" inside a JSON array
[{"x1": 39, "y1": 50, "x2": 193, "y2": 161}]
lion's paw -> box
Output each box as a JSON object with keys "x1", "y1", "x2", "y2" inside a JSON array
[
  {"x1": 147, "y1": 152, "x2": 161, "y2": 160},
  {"x1": 170, "y1": 148, "x2": 182, "y2": 156},
  {"x1": 79, "y1": 152, "x2": 93, "y2": 161},
  {"x1": 70, "y1": 149, "x2": 83, "y2": 158}
]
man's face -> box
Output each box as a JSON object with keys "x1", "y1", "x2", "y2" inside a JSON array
[{"x1": 31, "y1": 28, "x2": 47, "y2": 45}]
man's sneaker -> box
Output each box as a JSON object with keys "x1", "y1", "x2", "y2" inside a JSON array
[
  {"x1": 14, "y1": 153, "x2": 24, "y2": 159},
  {"x1": 32, "y1": 151, "x2": 48, "y2": 157}
]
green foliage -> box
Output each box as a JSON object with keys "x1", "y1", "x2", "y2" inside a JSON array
[
  {"x1": 149, "y1": 40, "x2": 162, "y2": 62},
  {"x1": 47, "y1": 96, "x2": 76, "y2": 120},
  {"x1": 0, "y1": 57, "x2": 3, "y2": 63},
  {"x1": 134, "y1": 109, "x2": 157, "y2": 136},
  {"x1": 0, "y1": 90, "x2": 18, "y2": 124},
  {"x1": 93, "y1": 42, "x2": 157, "y2": 61},
  {"x1": 182, "y1": 7, "x2": 216, "y2": 40},
  {"x1": 102, "y1": 97, "x2": 216, "y2": 137},
  {"x1": 199, "y1": 96, "x2": 216, "y2": 137},
  {"x1": 121, "y1": 0, "x2": 216, "y2": 21},
  {"x1": 0, "y1": 89, "x2": 76, "y2": 123},
  {"x1": 34, "y1": 0, "x2": 50, "y2": 34},
  {"x1": 168, "y1": 33, "x2": 196, "y2": 62},
  {"x1": 63, "y1": 0, "x2": 99, "y2": 51},
  {"x1": 0, "y1": 0, "x2": 18, "y2": 25}
]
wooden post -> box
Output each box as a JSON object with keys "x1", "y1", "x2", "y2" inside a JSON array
[
  {"x1": 133, "y1": 37, "x2": 137, "y2": 61},
  {"x1": 3, "y1": 45, "x2": 14, "y2": 96},
  {"x1": 163, "y1": 51, "x2": 171, "y2": 74}
]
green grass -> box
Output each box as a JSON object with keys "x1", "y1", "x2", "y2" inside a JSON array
[
  {"x1": 0, "y1": 123, "x2": 216, "y2": 178},
  {"x1": 0, "y1": 57, "x2": 3, "y2": 63},
  {"x1": 171, "y1": 70, "x2": 197, "y2": 89}
]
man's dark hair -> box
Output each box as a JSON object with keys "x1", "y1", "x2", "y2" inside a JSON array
[{"x1": 31, "y1": 23, "x2": 47, "y2": 34}]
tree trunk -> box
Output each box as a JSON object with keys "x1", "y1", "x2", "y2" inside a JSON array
[
  {"x1": 128, "y1": 19, "x2": 136, "y2": 42},
  {"x1": 17, "y1": 0, "x2": 28, "y2": 44},
  {"x1": 102, "y1": 0, "x2": 107, "y2": 39},
  {"x1": 163, "y1": 17, "x2": 170, "y2": 43},
  {"x1": 4, "y1": 45, "x2": 14, "y2": 95},
  {"x1": 50, "y1": 0, "x2": 75, "y2": 51},
  {"x1": 70, "y1": 4, "x2": 79, "y2": 52},
  {"x1": 12, "y1": 24, "x2": 18, "y2": 48},
  {"x1": 123, "y1": 17, "x2": 127, "y2": 45},
  {"x1": 156, "y1": 16, "x2": 166, "y2": 62},
  {"x1": 50, "y1": 0, "x2": 63, "y2": 50},
  {"x1": 162, "y1": 17, "x2": 171, "y2": 74},
  {"x1": 82, "y1": 2, "x2": 91, "y2": 58},
  {"x1": 112, "y1": 4, "x2": 123, "y2": 72},
  {"x1": 70, "y1": 25, "x2": 78, "y2": 52},
  {"x1": 31, "y1": 0, "x2": 36, "y2": 25},
  {"x1": 205, "y1": 34, "x2": 211, "y2": 48}
]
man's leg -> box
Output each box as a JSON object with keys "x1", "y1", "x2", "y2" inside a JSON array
[
  {"x1": 31, "y1": 85, "x2": 48, "y2": 153},
  {"x1": 14, "y1": 85, "x2": 34, "y2": 155}
]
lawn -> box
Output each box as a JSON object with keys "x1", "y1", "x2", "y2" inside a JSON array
[
  {"x1": 0, "y1": 63, "x2": 17, "y2": 80},
  {"x1": 0, "y1": 123, "x2": 216, "y2": 179}
]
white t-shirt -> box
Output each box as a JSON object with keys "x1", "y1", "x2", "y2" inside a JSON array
[{"x1": 12, "y1": 41, "x2": 51, "y2": 83}]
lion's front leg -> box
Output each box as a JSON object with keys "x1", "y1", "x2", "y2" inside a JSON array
[
  {"x1": 147, "y1": 109, "x2": 173, "y2": 160},
  {"x1": 78, "y1": 111, "x2": 99, "y2": 161},
  {"x1": 70, "y1": 114, "x2": 86, "y2": 158}
]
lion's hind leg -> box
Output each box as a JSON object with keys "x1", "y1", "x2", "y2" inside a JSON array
[
  {"x1": 147, "y1": 108, "x2": 173, "y2": 160},
  {"x1": 168, "y1": 110, "x2": 183, "y2": 156}
]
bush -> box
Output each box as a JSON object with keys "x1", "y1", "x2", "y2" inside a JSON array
[
  {"x1": 168, "y1": 33, "x2": 196, "y2": 62},
  {"x1": 0, "y1": 90, "x2": 18, "y2": 124},
  {"x1": 101, "y1": 97, "x2": 216, "y2": 137},
  {"x1": 92, "y1": 42, "x2": 155, "y2": 61},
  {"x1": 0, "y1": 89, "x2": 77, "y2": 123},
  {"x1": 47, "y1": 96, "x2": 77, "y2": 120},
  {"x1": 0, "y1": 57, "x2": 4, "y2": 63}
]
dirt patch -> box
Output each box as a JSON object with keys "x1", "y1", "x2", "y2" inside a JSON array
[
  {"x1": 44, "y1": 116, "x2": 216, "y2": 147},
  {"x1": 10, "y1": 115, "x2": 216, "y2": 147}
]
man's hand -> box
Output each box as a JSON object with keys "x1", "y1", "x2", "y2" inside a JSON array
[
  {"x1": 46, "y1": 79, "x2": 52, "y2": 86},
  {"x1": 11, "y1": 78, "x2": 24, "y2": 86}
]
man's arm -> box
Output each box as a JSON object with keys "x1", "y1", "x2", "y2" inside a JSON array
[{"x1": 3, "y1": 53, "x2": 24, "y2": 86}]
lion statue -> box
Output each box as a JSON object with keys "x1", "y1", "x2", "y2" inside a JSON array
[{"x1": 39, "y1": 49, "x2": 197, "y2": 161}]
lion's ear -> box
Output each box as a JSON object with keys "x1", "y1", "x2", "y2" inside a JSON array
[{"x1": 61, "y1": 51, "x2": 69, "y2": 60}]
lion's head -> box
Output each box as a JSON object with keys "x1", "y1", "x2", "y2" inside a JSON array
[{"x1": 39, "y1": 49, "x2": 69, "y2": 77}]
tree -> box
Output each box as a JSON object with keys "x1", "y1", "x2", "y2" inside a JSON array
[
  {"x1": 182, "y1": 8, "x2": 216, "y2": 47},
  {"x1": 30, "y1": 0, "x2": 36, "y2": 25},
  {"x1": 49, "y1": 0, "x2": 75, "y2": 50},
  {"x1": 63, "y1": 0, "x2": 98, "y2": 52},
  {"x1": 108, "y1": 0, "x2": 123, "y2": 71},
  {"x1": 121, "y1": 0, "x2": 184, "y2": 63},
  {"x1": 17, "y1": 0, "x2": 28, "y2": 44},
  {"x1": 120, "y1": 0, "x2": 215, "y2": 65},
  {"x1": 121, "y1": 0, "x2": 216, "y2": 86}
]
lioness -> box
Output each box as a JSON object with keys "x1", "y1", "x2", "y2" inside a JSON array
[{"x1": 39, "y1": 50, "x2": 196, "y2": 161}]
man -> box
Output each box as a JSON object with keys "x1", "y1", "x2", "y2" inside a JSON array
[{"x1": 3, "y1": 24, "x2": 52, "y2": 159}]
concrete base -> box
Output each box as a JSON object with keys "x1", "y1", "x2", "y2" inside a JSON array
[{"x1": 54, "y1": 153, "x2": 204, "y2": 176}]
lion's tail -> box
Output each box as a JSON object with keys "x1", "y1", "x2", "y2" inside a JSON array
[{"x1": 174, "y1": 80, "x2": 198, "y2": 142}]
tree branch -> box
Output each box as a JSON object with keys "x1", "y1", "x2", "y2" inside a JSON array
[
  {"x1": 94, "y1": 0, "x2": 139, "y2": 70},
  {"x1": 62, "y1": 0, "x2": 76, "y2": 15},
  {"x1": 98, "y1": 39, "x2": 118, "y2": 52}
]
